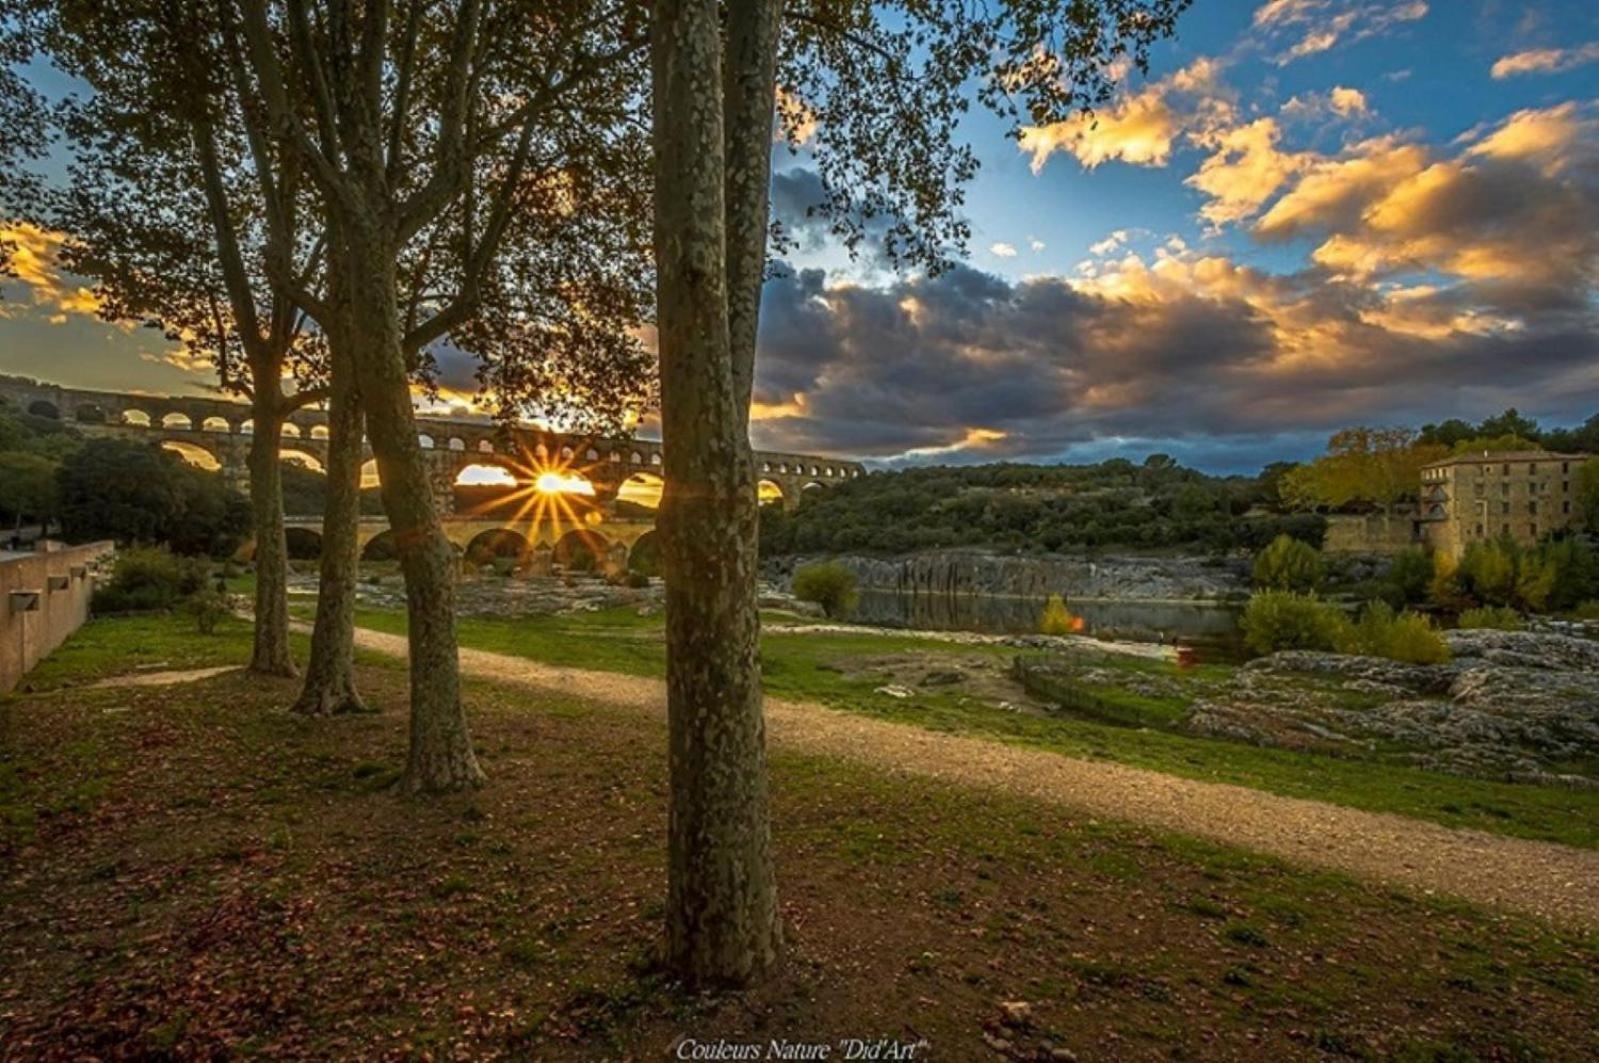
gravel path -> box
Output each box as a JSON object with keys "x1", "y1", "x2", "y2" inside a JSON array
[{"x1": 349, "y1": 625, "x2": 1599, "y2": 928}]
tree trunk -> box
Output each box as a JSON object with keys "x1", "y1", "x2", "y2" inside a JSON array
[
  {"x1": 247, "y1": 395, "x2": 296, "y2": 677},
  {"x1": 723, "y1": 0, "x2": 785, "y2": 433},
  {"x1": 652, "y1": 0, "x2": 780, "y2": 988},
  {"x1": 343, "y1": 226, "x2": 482, "y2": 791},
  {"x1": 292, "y1": 336, "x2": 367, "y2": 716}
]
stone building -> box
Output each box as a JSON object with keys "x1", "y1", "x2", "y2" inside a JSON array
[{"x1": 1419, "y1": 451, "x2": 1585, "y2": 561}]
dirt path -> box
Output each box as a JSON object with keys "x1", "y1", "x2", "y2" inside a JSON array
[{"x1": 349, "y1": 625, "x2": 1599, "y2": 928}]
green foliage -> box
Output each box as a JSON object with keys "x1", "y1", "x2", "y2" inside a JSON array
[
  {"x1": 1457, "y1": 606, "x2": 1525, "y2": 632},
  {"x1": 1448, "y1": 434, "x2": 1542, "y2": 456},
  {"x1": 1335, "y1": 602, "x2": 1450, "y2": 665},
  {"x1": 185, "y1": 587, "x2": 230, "y2": 634},
  {"x1": 0, "y1": 451, "x2": 60, "y2": 526},
  {"x1": 759, "y1": 461, "x2": 1324, "y2": 557},
  {"x1": 1038, "y1": 594, "x2": 1077, "y2": 636},
  {"x1": 57, "y1": 439, "x2": 249, "y2": 556},
  {"x1": 792, "y1": 561, "x2": 859, "y2": 619},
  {"x1": 1240, "y1": 591, "x2": 1347, "y2": 655},
  {"x1": 1252, "y1": 534, "x2": 1324, "y2": 592},
  {"x1": 1279, "y1": 427, "x2": 1446, "y2": 514},
  {"x1": 93, "y1": 546, "x2": 207, "y2": 613},
  {"x1": 627, "y1": 533, "x2": 661, "y2": 578},
  {"x1": 1441, "y1": 536, "x2": 1599, "y2": 614},
  {"x1": 1379, "y1": 548, "x2": 1435, "y2": 608}
]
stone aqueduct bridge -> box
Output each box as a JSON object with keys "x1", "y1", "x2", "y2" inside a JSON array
[{"x1": 1, "y1": 376, "x2": 864, "y2": 564}]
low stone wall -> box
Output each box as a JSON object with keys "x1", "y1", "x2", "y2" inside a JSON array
[
  {"x1": 1323, "y1": 513, "x2": 1419, "y2": 555},
  {"x1": 0, "y1": 541, "x2": 114, "y2": 693}
]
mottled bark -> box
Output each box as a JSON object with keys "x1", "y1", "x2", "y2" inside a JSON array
[
  {"x1": 247, "y1": 399, "x2": 296, "y2": 678},
  {"x1": 652, "y1": 0, "x2": 780, "y2": 987},
  {"x1": 292, "y1": 333, "x2": 366, "y2": 716},
  {"x1": 345, "y1": 226, "x2": 482, "y2": 790},
  {"x1": 723, "y1": 0, "x2": 785, "y2": 434}
]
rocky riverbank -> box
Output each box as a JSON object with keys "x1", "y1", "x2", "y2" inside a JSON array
[
  {"x1": 1187, "y1": 629, "x2": 1599, "y2": 786},
  {"x1": 768, "y1": 549, "x2": 1251, "y2": 602},
  {"x1": 289, "y1": 568, "x2": 665, "y2": 618}
]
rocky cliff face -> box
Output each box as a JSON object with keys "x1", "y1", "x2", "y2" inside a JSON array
[{"x1": 769, "y1": 550, "x2": 1251, "y2": 602}]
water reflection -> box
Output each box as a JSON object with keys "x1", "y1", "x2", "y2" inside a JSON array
[{"x1": 853, "y1": 588, "x2": 1248, "y2": 661}]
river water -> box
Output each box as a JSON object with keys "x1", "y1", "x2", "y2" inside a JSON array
[{"x1": 853, "y1": 587, "x2": 1248, "y2": 660}]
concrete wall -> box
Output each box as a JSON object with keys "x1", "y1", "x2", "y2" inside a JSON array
[{"x1": 0, "y1": 541, "x2": 115, "y2": 694}]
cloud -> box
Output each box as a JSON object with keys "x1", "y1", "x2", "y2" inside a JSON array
[
  {"x1": 1253, "y1": 0, "x2": 1429, "y2": 66},
  {"x1": 1491, "y1": 43, "x2": 1599, "y2": 79},
  {"x1": 753, "y1": 101, "x2": 1599, "y2": 462},
  {"x1": 1185, "y1": 118, "x2": 1307, "y2": 226},
  {"x1": 1330, "y1": 87, "x2": 1369, "y2": 117},
  {"x1": 1029, "y1": 238, "x2": 1046, "y2": 252},
  {"x1": 0, "y1": 223, "x2": 104, "y2": 324},
  {"x1": 990, "y1": 242, "x2": 1018, "y2": 258},
  {"x1": 750, "y1": 242, "x2": 1598, "y2": 462},
  {"x1": 1017, "y1": 58, "x2": 1233, "y2": 173},
  {"x1": 1089, "y1": 230, "x2": 1129, "y2": 255},
  {"x1": 1257, "y1": 104, "x2": 1599, "y2": 317}
]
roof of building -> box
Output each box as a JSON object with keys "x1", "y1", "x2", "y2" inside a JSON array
[{"x1": 1423, "y1": 450, "x2": 1584, "y2": 469}]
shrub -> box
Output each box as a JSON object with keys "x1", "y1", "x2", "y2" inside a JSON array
[
  {"x1": 1572, "y1": 600, "x2": 1599, "y2": 621},
  {"x1": 185, "y1": 588, "x2": 230, "y2": 634},
  {"x1": 1380, "y1": 548, "x2": 1434, "y2": 608},
  {"x1": 792, "y1": 561, "x2": 859, "y2": 619},
  {"x1": 1038, "y1": 594, "x2": 1079, "y2": 636},
  {"x1": 1457, "y1": 606, "x2": 1524, "y2": 631},
  {"x1": 93, "y1": 546, "x2": 206, "y2": 613},
  {"x1": 1458, "y1": 539, "x2": 1518, "y2": 606},
  {"x1": 1377, "y1": 611, "x2": 1450, "y2": 665},
  {"x1": 1240, "y1": 591, "x2": 1346, "y2": 655},
  {"x1": 1252, "y1": 534, "x2": 1324, "y2": 592},
  {"x1": 1335, "y1": 601, "x2": 1450, "y2": 664},
  {"x1": 624, "y1": 571, "x2": 650, "y2": 589}
]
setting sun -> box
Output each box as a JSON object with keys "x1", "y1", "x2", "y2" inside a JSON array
[{"x1": 534, "y1": 470, "x2": 596, "y2": 496}]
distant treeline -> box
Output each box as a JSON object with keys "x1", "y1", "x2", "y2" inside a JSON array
[{"x1": 759, "y1": 457, "x2": 1323, "y2": 557}]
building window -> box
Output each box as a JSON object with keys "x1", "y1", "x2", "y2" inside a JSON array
[
  {"x1": 1528, "y1": 463, "x2": 1537, "y2": 474},
  {"x1": 1565, "y1": 501, "x2": 1572, "y2": 514},
  {"x1": 1502, "y1": 463, "x2": 1510, "y2": 475},
  {"x1": 1475, "y1": 523, "x2": 1484, "y2": 536},
  {"x1": 1501, "y1": 502, "x2": 1510, "y2": 515},
  {"x1": 1530, "y1": 523, "x2": 1538, "y2": 538},
  {"x1": 1529, "y1": 501, "x2": 1538, "y2": 515},
  {"x1": 1502, "y1": 483, "x2": 1510, "y2": 498},
  {"x1": 1563, "y1": 462, "x2": 1570, "y2": 474}
]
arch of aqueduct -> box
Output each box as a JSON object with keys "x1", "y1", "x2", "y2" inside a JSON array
[{"x1": 1, "y1": 376, "x2": 864, "y2": 567}]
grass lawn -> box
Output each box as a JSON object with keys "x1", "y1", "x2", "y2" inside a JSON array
[
  {"x1": 336, "y1": 602, "x2": 1599, "y2": 850},
  {"x1": 2, "y1": 616, "x2": 1596, "y2": 1057}
]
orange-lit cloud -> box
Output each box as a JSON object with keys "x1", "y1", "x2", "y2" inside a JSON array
[
  {"x1": 1186, "y1": 118, "x2": 1306, "y2": 226},
  {"x1": 0, "y1": 223, "x2": 104, "y2": 324},
  {"x1": 1257, "y1": 0, "x2": 1429, "y2": 66},
  {"x1": 1490, "y1": 43, "x2": 1599, "y2": 79},
  {"x1": 1018, "y1": 58, "x2": 1233, "y2": 174}
]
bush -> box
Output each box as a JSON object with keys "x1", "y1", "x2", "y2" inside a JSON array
[
  {"x1": 1335, "y1": 601, "x2": 1450, "y2": 664},
  {"x1": 93, "y1": 546, "x2": 207, "y2": 613},
  {"x1": 792, "y1": 561, "x2": 859, "y2": 619},
  {"x1": 1252, "y1": 534, "x2": 1323, "y2": 592},
  {"x1": 1038, "y1": 594, "x2": 1079, "y2": 636},
  {"x1": 1457, "y1": 606, "x2": 1524, "y2": 631},
  {"x1": 624, "y1": 571, "x2": 650, "y2": 589},
  {"x1": 185, "y1": 588, "x2": 230, "y2": 634},
  {"x1": 1240, "y1": 590, "x2": 1346, "y2": 655},
  {"x1": 1380, "y1": 548, "x2": 1434, "y2": 608}
]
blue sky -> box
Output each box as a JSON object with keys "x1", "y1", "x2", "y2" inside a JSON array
[{"x1": 5, "y1": 0, "x2": 1599, "y2": 472}]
